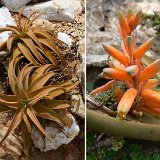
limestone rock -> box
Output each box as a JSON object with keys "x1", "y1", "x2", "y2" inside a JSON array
[
  {"x1": 86, "y1": 55, "x2": 108, "y2": 67},
  {"x1": 77, "y1": 38, "x2": 85, "y2": 97},
  {"x1": 0, "y1": 7, "x2": 16, "y2": 43},
  {"x1": 1, "y1": 0, "x2": 31, "y2": 12},
  {"x1": 52, "y1": 0, "x2": 82, "y2": 21},
  {"x1": 23, "y1": 0, "x2": 82, "y2": 22},
  {"x1": 31, "y1": 114, "x2": 79, "y2": 152},
  {"x1": 136, "y1": 0, "x2": 160, "y2": 15},
  {"x1": 58, "y1": 32, "x2": 73, "y2": 47},
  {"x1": 86, "y1": 0, "x2": 160, "y2": 59},
  {"x1": 70, "y1": 94, "x2": 85, "y2": 118},
  {"x1": 32, "y1": 18, "x2": 56, "y2": 31}
]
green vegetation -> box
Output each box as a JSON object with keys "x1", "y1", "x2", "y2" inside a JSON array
[
  {"x1": 87, "y1": 132, "x2": 160, "y2": 160},
  {"x1": 142, "y1": 12, "x2": 160, "y2": 35}
]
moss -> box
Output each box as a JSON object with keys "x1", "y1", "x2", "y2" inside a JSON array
[
  {"x1": 141, "y1": 12, "x2": 160, "y2": 35},
  {"x1": 94, "y1": 82, "x2": 127, "y2": 110}
]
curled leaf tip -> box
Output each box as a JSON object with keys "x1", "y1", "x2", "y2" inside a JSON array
[
  {"x1": 118, "y1": 11, "x2": 131, "y2": 34},
  {"x1": 139, "y1": 59, "x2": 160, "y2": 82},
  {"x1": 117, "y1": 111, "x2": 126, "y2": 120},
  {"x1": 90, "y1": 80, "x2": 115, "y2": 96},
  {"x1": 117, "y1": 88, "x2": 137, "y2": 117},
  {"x1": 126, "y1": 36, "x2": 133, "y2": 45},
  {"x1": 134, "y1": 37, "x2": 154, "y2": 59},
  {"x1": 103, "y1": 43, "x2": 129, "y2": 65},
  {"x1": 125, "y1": 65, "x2": 139, "y2": 77}
]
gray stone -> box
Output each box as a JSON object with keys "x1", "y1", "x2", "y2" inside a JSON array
[
  {"x1": 31, "y1": 114, "x2": 79, "y2": 151},
  {"x1": 86, "y1": 0, "x2": 160, "y2": 59},
  {"x1": 77, "y1": 38, "x2": 85, "y2": 97},
  {"x1": 1, "y1": 0, "x2": 31, "y2": 12},
  {"x1": 0, "y1": 7, "x2": 16, "y2": 44},
  {"x1": 23, "y1": 0, "x2": 82, "y2": 22},
  {"x1": 58, "y1": 32, "x2": 73, "y2": 47},
  {"x1": 70, "y1": 94, "x2": 85, "y2": 118},
  {"x1": 86, "y1": 55, "x2": 108, "y2": 67},
  {"x1": 136, "y1": 0, "x2": 160, "y2": 15},
  {"x1": 52, "y1": 0, "x2": 82, "y2": 20}
]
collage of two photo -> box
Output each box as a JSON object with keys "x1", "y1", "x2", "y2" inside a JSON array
[{"x1": 0, "y1": 0, "x2": 160, "y2": 160}]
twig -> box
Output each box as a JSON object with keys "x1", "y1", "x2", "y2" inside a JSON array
[{"x1": 86, "y1": 94, "x2": 116, "y2": 117}]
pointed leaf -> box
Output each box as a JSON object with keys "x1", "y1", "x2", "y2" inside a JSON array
[
  {"x1": 0, "y1": 106, "x2": 25, "y2": 145},
  {"x1": 18, "y1": 42, "x2": 37, "y2": 63},
  {"x1": 34, "y1": 102, "x2": 63, "y2": 125},
  {"x1": 31, "y1": 64, "x2": 53, "y2": 83},
  {"x1": 102, "y1": 68, "x2": 133, "y2": 82},
  {"x1": 30, "y1": 71, "x2": 55, "y2": 91},
  {"x1": 118, "y1": 11, "x2": 131, "y2": 34},
  {"x1": 102, "y1": 44, "x2": 129, "y2": 65},
  {"x1": 26, "y1": 107, "x2": 48, "y2": 137},
  {"x1": 21, "y1": 38, "x2": 45, "y2": 64},
  {"x1": 38, "y1": 38, "x2": 63, "y2": 62},
  {"x1": 117, "y1": 88, "x2": 137, "y2": 119},
  {"x1": 28, "y1": 86, "x2": 66, "y2": 106},
  {"x1": 141, "y1": 89, "x2": 160, "y2": 104},
  {"x1": 0, "y1": 94, "x2": 18, "y2": 109},
  {"x1": 134, "y1": 37, "x2": 154, "y2": 59},
  {"x1": 36, "y1": 46, "x2": 58, "y2": 66},
  {"x1": 139, "y1": 59, "x2": 160, "y2": 82},
  {"x1": 21, "y1": 121, "x2": 31, "y2": 158},
  {"x1": 7, "y1": 35, "x2": 18, "y2": 52},
  {"x1": 0, "y1": 27, "x2": 20, "y2": 35},
  {"x1": 48, "y1": 81, "x2": 79, "y2": 99},
  {"x1": 40, "y1": 99, "x2": 70, "y2": 109},
  {"x1": 90, "y1": 80, "x2": 115, "y2": 95}
]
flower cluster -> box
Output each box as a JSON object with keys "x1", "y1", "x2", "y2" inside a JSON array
[{"x1": 91, "y1": 10, "x2": 160, "y2": 119}]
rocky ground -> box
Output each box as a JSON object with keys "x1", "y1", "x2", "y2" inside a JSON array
[
  {"x1": 0, "y1": 0, "x2": 85, "y2": 160},
  {"x1": 86, "y1": 0, "x2": 160, "y2": 67}
]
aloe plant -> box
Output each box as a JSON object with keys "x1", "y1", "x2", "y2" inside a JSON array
[
  {"x1": 0, "y1": 10, "x2": 64, "y2": 67},
  {"x1": 90, "y1": 10, "x2": 160, "y2": 119},
  {"x1": 0, "y1": 56, "x2": 78, "y2": 157},
  {"x1": 0, "y1": 10, "x2": 79, "y2": 159}
]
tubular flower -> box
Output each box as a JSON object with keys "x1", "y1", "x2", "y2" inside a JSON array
[{"x1": 91, "y1": 10, "x2": 160, "y2": 118}]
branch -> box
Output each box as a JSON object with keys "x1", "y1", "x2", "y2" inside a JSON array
[{"x1": 87, "y1": 108, "x2": 160, "y2": 141}]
